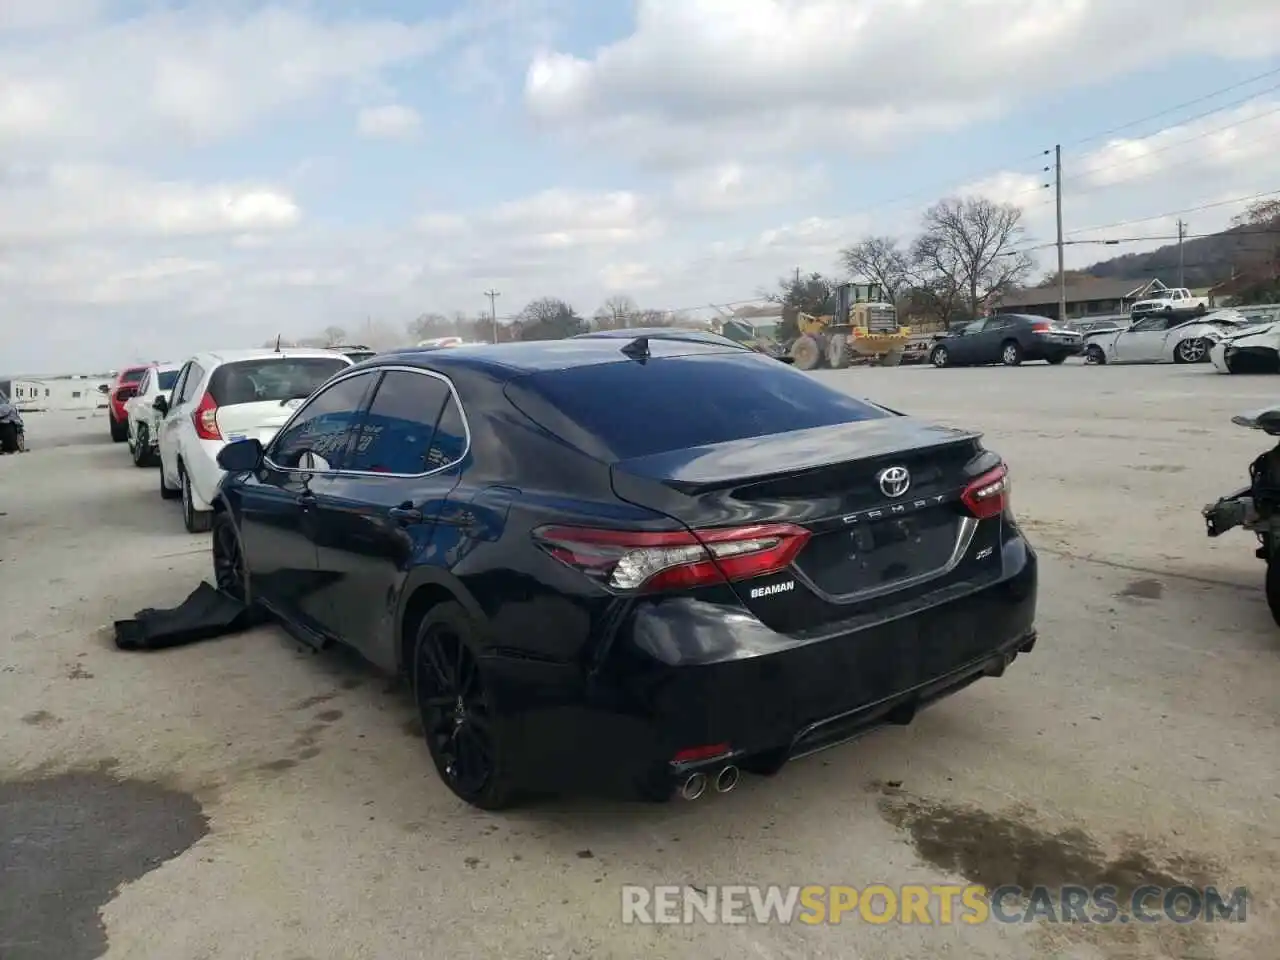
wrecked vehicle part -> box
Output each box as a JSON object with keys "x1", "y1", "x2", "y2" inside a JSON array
[
  {"x1": 1209, "y1": 322, "x2": 1280, "y2": 374},
  {"x1": 1202, "y1": 410, "x2": 1280, "y2": 625},
  {"x1": 113, "y1": 581, "x2": 251, "y2": 651}
]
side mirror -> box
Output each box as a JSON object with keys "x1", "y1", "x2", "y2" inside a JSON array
[
  {"x1": 1257, "y1": 411, "x2": 1280, "y2": 437},
  {"x1": 216, "y1": 438, "x2": 264, "y2": 472},
  {"x1": 153, "y1": 396, "x2": 169, "y2": 415}
]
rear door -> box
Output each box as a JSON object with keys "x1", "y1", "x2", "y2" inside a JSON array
[
  {"x1": 305, "y1": 367, "x2": 466, "y2": 652},
  {"x1": 242, "y1": 370, "x2": 380, "y2": 631},
  {"x1": 206, "y1": 355, "x2": 352, "y2": 446},
  {"x1": 159, "y1": 361, "x2": 203, "y2": 483}
]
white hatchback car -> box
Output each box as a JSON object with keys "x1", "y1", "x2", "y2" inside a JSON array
[
  {"x1": 156, "y1": 348, "x2": 354, "y2": 532},
  {"x1": 123, "y1": 362, "x2": 181, "y2": 468}
]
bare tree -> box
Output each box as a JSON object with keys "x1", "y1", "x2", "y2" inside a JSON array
[
  {"x1": 516, "y1": 298, "x2": 586, "y2": 340},
  {"x1": 838, "y1": 237, "x2": 910, "y2": 302},
  {"x1": 918, "y1": 197, "x2": 1034, "y2": 316},
  {"x1": 407, "y1": 312, "x2": 451, "y2": 342},
  {"x1": 320, "y1": 325, "x2": 347, "y2": 347},
  {"x1": 907, "y1": 232, "x2": 966, "y2": 325}
]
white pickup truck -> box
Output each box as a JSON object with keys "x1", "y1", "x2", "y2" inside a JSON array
[{"x1": 1130, "y1": 287, "x2": 1209, "y2": 319}]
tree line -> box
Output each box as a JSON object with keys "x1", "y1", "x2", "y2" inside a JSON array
[{"x1": 265, "y1": 296, "x2": 695, "y2": 351}]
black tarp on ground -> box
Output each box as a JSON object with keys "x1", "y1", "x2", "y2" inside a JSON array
[{"x1": 114, "y1": 581, "x2": 251, "y2": 651}]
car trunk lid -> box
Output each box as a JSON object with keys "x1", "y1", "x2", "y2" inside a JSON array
[{"x1": 610, "y1": 417, "x2": 998, "y2": 633}]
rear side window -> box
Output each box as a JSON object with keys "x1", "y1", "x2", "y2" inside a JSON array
[
  {"x1": 208, "y1": 357, "x2": 349, "y2": 406},
  {"x1": 346, "y1": 370, "x2": 451, "y2": 475},
  {"x1": 423, "y1": 396, "x2": 467, "y2": 471},
  {"x1": 512, "y1": 352, "x2": 890, "y2": 460},
  {"x1": 157, "y1": 370, "x2": 180, "y2": 391}
]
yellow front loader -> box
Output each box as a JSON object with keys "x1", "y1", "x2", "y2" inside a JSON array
[{"x1": 787, "y1": 282, "x2": 911, "y2": 370}]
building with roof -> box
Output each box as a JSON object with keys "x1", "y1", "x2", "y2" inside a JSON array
[{"x1": 993, "y1": 278, "x2": 1168, "y2": 320}]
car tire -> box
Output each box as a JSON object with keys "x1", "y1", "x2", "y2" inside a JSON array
[
  {"x1": 1175, "y1": 337, "x2": 1208, "y2": 364},
  {"x1": 1085, "y1": 344, "x2": 1106, "y2": 365},
  {"x1": 180, "y1": 466, "x2": 214, "y2": 533},
  {"x1": 1266, "y1": 559, "x2": 1280, "y2": 630},
  {"x1": 410, "y1": 601, "x2": 520, "y2": 811},
  {"x1": 930, "y1": 345, "x2": 949, "y2": 368},
  {"x1": 210, "y1": 509, "x2": 265, "y2": 624},
  {"x1": 132, "y1": 425, "x2": 153, "y2": 467},
  {"x1": 109, "y1": 415, "x2": 128, "y2": 443},
  {"x1": 159, "y1": 461, "x2": 182, "y2": 499},
  {"x1": 1000, "y1": 340, "x2": 1023, "y2": 366}
]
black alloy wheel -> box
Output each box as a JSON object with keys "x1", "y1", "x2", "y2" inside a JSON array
[{"x1": 412, "y1": 603, "x2": 515, "y2": 809}]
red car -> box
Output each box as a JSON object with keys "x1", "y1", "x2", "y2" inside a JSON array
[{"x1": 107, "y1": 365, "x2": 153, "y2": 443}]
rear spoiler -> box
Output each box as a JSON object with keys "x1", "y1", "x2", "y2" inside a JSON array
[{"x1": 612, "y1": 417, "x2": 981, "y2": 493}]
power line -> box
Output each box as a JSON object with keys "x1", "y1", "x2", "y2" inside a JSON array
[
  {"x1": 1065, "y1": 66, "x2": 1280, "y2": 148},
  {"x1": 1061, "y1": 98, "x2": 1280, "y2": 187},
  {"x1": 1064, "y1": 189, "x2": 1280, "y2": 237},
  {"x1": 825, "y1": 68, "x2": 1280, "y2": 226}
]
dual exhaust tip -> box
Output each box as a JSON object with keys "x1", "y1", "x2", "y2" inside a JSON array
[{"x1": 678, "y1": 764, "x2": 739, "y2": 801}]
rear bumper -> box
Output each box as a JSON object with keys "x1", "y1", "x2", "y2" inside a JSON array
[
  {"x1": 490, "y1": 531, "x2": 1038, "y2": 800},
  {"x1": 1027, "y1": 338, "x2": 1083, "y2": 359}
]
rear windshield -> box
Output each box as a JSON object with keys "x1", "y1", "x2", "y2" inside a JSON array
[
  {"x1": 121, "y1": 369, "x2": 146, "y2": 383},
  {"x1": 513, "y1": 352, "x2": 891, "y2": 460},
  {"x1": 157, "y1": 370, "x2": 180, "y2": 390},
  {"x1": 208, "y1": 357, "x2": 350, "y2": 406}
]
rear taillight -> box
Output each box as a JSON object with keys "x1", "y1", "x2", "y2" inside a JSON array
[
  {"x1": 1031, "y1": 321, "x2": 1052, "y2": 333},
  {"x1": 532, "y1": 523, "x2": 811, "y2": 593},
  {"x1": 192, "y1": 392, "x2": 221, "y2": 440},
  {"x1": 961, "y1": 463, "x2": 1010, "y2": 519}
]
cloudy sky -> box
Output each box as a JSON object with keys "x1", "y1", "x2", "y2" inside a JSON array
[{"x1": 2, "y1": 0, "x2": 1279, "y2": 373}]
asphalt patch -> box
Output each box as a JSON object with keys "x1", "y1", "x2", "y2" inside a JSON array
[
  {"x1": 1116, "y1": 578, "x2": 1164, "y2": 601},
  {"x1": 0, "y1": 771, "x2": 208, "y2": 960}
]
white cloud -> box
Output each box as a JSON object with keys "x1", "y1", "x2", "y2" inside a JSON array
[
  {"x1": 0, "y1": 6, "x2": 476, "y2": 156},
  {"x1": 669, "y1": 161, "x2": 826, "y2": 213},
  {"x1": 356, "y1": 104, "x2": 423, "y2": 139},
  {"x1": 0, "y1": 164, "x2": 300, "y2": 241},
  {"x1": 524, "y1": 0, "x2": 1280, "y2": 166}
]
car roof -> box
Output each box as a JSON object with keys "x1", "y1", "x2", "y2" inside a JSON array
[
  {"x1": 184, "y1": 347, "x2": 355, "y2": 367},
  {"x1": 573, "y1": 327, "x2": 747, "y2": 347},
  {"x1": 364, "y1": 336, "x2": 753, "y2": 378}
]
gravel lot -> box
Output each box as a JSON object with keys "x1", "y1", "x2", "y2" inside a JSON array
[{"x1": 2, "y1": 361, "x2": 1278, "y2": 960}]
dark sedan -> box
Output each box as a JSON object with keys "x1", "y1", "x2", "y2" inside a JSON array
[
  {"x1": 209, "y1": 337, "x2": 1038, "y2": 809},
  {"x1": 930, "y1": 314, "x2": 1083, "y2": 367}
]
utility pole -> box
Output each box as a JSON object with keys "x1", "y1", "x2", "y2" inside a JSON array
[
  {"x1": 484, "y1": 289, "x2": 500, "y2": 344},
  {"x1": 1054, "y1": 144, "x2": 1066, "y2": 326},
  {"x1": 1177, "y1": 219, "x2": 1186, "y2": 287}
]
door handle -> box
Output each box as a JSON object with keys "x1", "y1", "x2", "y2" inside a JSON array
[{"x1": 388, "y1": 505, "x2": 423, "y2": 525}]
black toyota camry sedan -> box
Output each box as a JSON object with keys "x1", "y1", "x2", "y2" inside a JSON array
[{"x1": 210, "y1": 334, "x2": 1038, "y2": 809}]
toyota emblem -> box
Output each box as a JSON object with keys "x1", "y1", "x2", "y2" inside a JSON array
[{"x1": 877, "y1": 465, "x2": 911, "y2": 498}]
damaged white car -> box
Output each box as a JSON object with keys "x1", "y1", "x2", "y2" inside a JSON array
[
  {"x1": 1209, "y1": 321, "x2": 1280, "y2": 374},
  {"x1": 1083, "y1": 310, "x2": 1253, "y2": 365}
]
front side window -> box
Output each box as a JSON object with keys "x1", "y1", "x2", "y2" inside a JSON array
[
  {"x1": 269, "y1": 372, "x2": 377, "y2": 471},
  {"x1": 346, "y1": 370, "x2": 451, "y2": 475},
  {"x1": 157, "y1": 370, "x2": 180, "y2": 392}
]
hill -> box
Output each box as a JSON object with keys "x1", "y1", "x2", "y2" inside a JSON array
[{"x1": 1079, "y1": 219, "x2": 1277, "y2": 288}]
